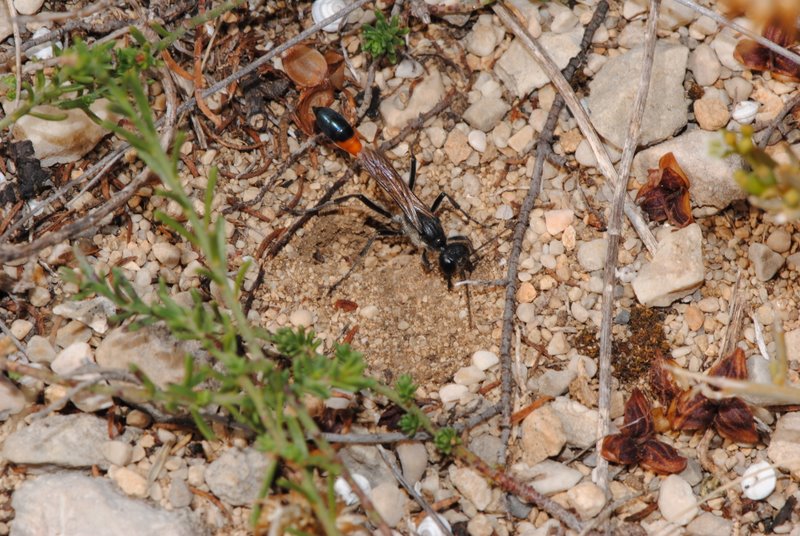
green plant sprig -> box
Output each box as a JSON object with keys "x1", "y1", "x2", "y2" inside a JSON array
[
  {"x1": 719, "y1": 126, "x2": 800, "y2": 221},
  {"x1": 361, "y1": 10, "x2": 410, "y2": 64}
]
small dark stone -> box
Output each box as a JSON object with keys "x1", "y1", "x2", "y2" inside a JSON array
[
  {"x1": 506, "y1": 494, "x2": 533, "y2": 519},
  {"x1": 614, "y1": 309, "x2": 631, "y2": 325}
]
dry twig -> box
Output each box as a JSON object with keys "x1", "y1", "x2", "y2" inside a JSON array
[
  {"x1": 493, "y1": 2, "x2": 658, "y2": 255},
  {"x1": 494, "y1": 0, "x2": 609, "y2": 466},
  {"x1": 595, "y1": 0, "x2": 660, "y2": 495}
]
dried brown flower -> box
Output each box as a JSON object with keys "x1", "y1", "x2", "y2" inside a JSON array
[
  {"x1": 601, "y1": 389, "x2": 687, "y2": 475},
  {"x1": 668, "y1": 348, "x2": 759, "y2": 444},
  {"x1": 733, "y1": 17, "x2": 800, "y2": 82},
  {"x1": 635, "y1": 152, "x2": 694, "y2": 228}
]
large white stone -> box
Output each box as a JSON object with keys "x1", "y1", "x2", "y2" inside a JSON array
[{"x1": 632, "y1": 224, "x2": 705, "y2": 307}]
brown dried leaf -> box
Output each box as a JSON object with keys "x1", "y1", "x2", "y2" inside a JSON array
[
  {"x1": 623, "y1": 388, "x2": 655, "y2": 438},
  {"x1": 715, "y1": 398, "x2": 759, "y2": 444},
  {"x1": 639, "y1": 438, "x2": 687, "y2": 475},
  {"x1": 649, "y1": 351, "x2": 681, "y2": 407},
  {"x1": 708, "y1": 347, "x2": 748, "y2": 380},
  {"x1": 635, "y1": 152, "x2": 694, "y2": 228},
  {"x1": 601, "y1": 434, "x2": 640, "y2": 465},
  {"x1": 669, "y1": 390, "x2": 715, "y2": 431},
  {"x1": 733, "y1": 18, "x2": 800, "y2": 82}
]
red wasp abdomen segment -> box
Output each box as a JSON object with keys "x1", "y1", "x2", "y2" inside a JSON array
[{"x1": 314, "y1": 107, "x2": 363, "y2": 156}]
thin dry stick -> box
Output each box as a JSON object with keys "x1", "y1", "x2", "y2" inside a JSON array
[
  {"x1": 492, "y1": 2, "x2": 658, "y2": 255},
  {"x1": 757, "y1": 92, "x2": 800, "y2": 148},
  {"x1": 495, "y1": 0, "x2": 609, "y2": 466},
  {"x1": 595, "y1": 0, "x2": 660, "y2": 495},
  {"x1": 671, "y1": 0, "x2": 800, "y2": 66},
  {"x1": 720, "y1": 270, "x2": 744, "y2": 358},
  {"x1": 377, "y1": 445, "x2": 452, "y2": 536}
]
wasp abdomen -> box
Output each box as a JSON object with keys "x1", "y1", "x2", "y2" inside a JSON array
[{"x1": 313, "y1": 107, "x2": 362, "y2": 156}]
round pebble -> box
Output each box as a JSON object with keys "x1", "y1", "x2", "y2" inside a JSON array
[
  {"x1": 439, "y1": 383, "x2": 468, "y2": 404},
  {"x1": 472, "y1": 350, "x2": 499, "y2": 370},
  {"x1": 468, "y1": 130, "x2": 487, "y2": 152},
  {"x1": 741, "y1": 461, "x2": 776, "y2": 500},
  {"x1": 101, "y1": 440, "x2": 133, "y2": 467},
  {"x1": 766, "y1": 229, "x2": 791, "y2": 253},
  {"x1": 289, "y1": 308, "x2": 313, "y2": 328},
  {"x1": 658, "y1": 475, "x2": 698, "y2": 526},
  {"x1": 731, "y1": 100, "x2": 758, "y2": 124}
]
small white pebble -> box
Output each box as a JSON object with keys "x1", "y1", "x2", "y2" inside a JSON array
[
  {"x1": 741, "y1": 461, "x2": 776, "y2": 500},
  {"x1": 289, "y1": 308, "x2": 313, "y2": 328},
  {"x1": 439, "y1": 383, "x2": 468, "y2": 404},
  {"x1": 472, "y1": 350, "x2": 499, "y2": 370},
  {"x1": 731, "y1": 101, "x2": 759, "y2": 124},
  {"x1": 417, "y1": 514, "x2": 451, "y2": 536},
  {"x1": 334, "y1": 474, "x2": 371, "y2": 505},
  {"x1": 468, "y1": 130, "x2": 487, "y2": 153},
  {"x1": 494, "y1": 204, "x2": 514, "y2": 220}
]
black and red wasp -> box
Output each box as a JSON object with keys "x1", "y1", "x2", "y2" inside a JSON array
[{"x1": 312, "y1": 106, "x2": 477, "y2": 290}]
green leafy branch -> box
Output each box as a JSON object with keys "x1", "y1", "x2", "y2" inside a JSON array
[{"x1": 719, "y1": 125, "x2": 800, "y2": 221}]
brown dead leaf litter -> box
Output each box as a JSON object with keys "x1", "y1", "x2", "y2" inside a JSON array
[{"x1": 2, "y1": 0, "x2": 800, "y2": 535}]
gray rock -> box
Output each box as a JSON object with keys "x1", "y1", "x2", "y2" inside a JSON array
[
  {"x1": 0, "y1": 2, "x2": 11, "y2": 43},
  {"x1": 96, "y1": 324, "x2": 205, "y2": 389},
  {"x1": 527, "y1": 369, "x2": 576, "y2": 397},
  {"x1": 396, "y1": 441, "x2": 427, "y2": 484},
  {"x1": 506, "y1": 494, "x2": 533, "y2": 519},
  {"x1": 204, "y1": 447, "x2": 270, "y2": 506},
  {"x1": 11, "y1": 473, "x2": 204, "y2": 536},
  {"x1": 686, "y1": 512, "x2": 733, "y2": 536},
  {"x1": 465, "y1": 16, "x2": 502, "y2": 58},
  {"x1": 495, "y1": 28, "x2": 583, "y2": 98},
  {"x1": 469, "y1": 433, "x2": 504, "y2": 466},
  {"x1": 632, "y1": 130, "x2": 746, "y2": 213},
  {"x1": 521, "y1": 405, "x2": 566, "y2": 465},
  {"x1": 168, "y1": 477, "x2": 194, "y2": 509},
  {"x1": 26, "y1": 335, "x2": 56, "y2": 363},
  {"x1": 680, "y1": 458, "x2": 703, "y2": 487},
  {"x1": 380, "y1": 70, "x2": 445, "y2": 130},
  {"x1": 588, "y1": 43, "x2": 688, "y2": 149},
  {"x1": 767, "y1": 412, "x2": 800, "y2": 478},
  {"x1": 52, "y1": 297, "x2": 116, "y2": 334},
  {"x1": 4, "y1": 99, "x2": 116, "y2": 167},
  {"x1": 689, "y1": 44, "x2": 721, "y2": 87},
  {"x1": 369, "y1": 483, "x2": 406, "y2": 527},
  {"x1": 449, "y1": 466, "x2": 492, "y2": 510},
  {"x1": 658, "y1": 475, "x2": 698, "y2": 525},
  {"x1": 2, "y1": 414, "x2": 138, "y2": 469},
  {"x1": 339, "y1": 444, "x2": 395, "y2": 488},
  {"x1": 0, "y1": 375, "x2": 26, "y2": 420},
  {"x1": 632, "y1": 224, "x2": 705, "y2": 307},
  {"x1": 748, "y1": 243, "x2": 785, "y2": 282},
  {"x1": 462, "y1": 96, "x2": 510, "y2": 132},
  {"x1": 710, "y1": 28, "x2": 742, "y2": 71},
  {"x1": 577, "y1": 238, "x2": 607, "y2": 272},
  {"x1": 513, "y1": 460, "x2": 582, "y2": 495},
  {"x1": 550, "y1": 396, "x2": 600, "y2": 449}
]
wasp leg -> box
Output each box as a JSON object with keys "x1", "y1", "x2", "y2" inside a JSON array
[
  {"x1": 408, "y1": 155, "x2": 417, "y2": 191},
  {"x1": 328, "y1": 227, "x2": 402, "y2": 295},
  {"x1": 429, "y1": 192, "x2": 488, "y2": 228},
  {"x1": 421, "y1": 249, "x2": 433, "y2": 273},
  {"x1": 304, "y1": 194, "x2": 393, "y2": 219}
]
